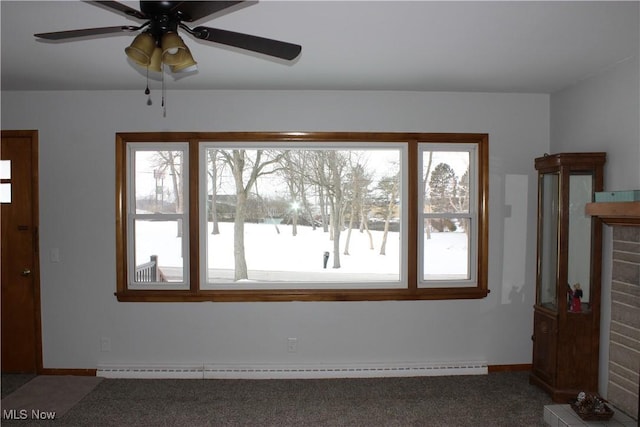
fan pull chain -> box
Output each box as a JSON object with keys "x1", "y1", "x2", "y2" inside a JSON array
[
  {"x1": 145, "y1": 66, "x2": 152, "y2": 105},
  {"x1": 161, "y1": 63, "x2": 167, "y2": 117}
]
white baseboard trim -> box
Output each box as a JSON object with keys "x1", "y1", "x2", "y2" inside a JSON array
[
  {"x1": 97, "y1": 361, "x2": 488, "y2": 379},
  {"x1": 96, "y1": 364, "x2": 204, "y2": 379}
]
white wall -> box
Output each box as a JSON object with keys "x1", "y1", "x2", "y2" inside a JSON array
[
  {"x1": 1, "y1": 90, "x2": 549, "y2": 370},
  {"x1": 550, "y1": 55, "x2": 640, "y2": 396},
  {"x1": 551, "y1": 56, "x2": 640, "y2": 188}
]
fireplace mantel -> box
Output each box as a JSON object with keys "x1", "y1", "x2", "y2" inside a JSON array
[{"x1": 586, "y1": 201, "x2": 640, "y2": 226}]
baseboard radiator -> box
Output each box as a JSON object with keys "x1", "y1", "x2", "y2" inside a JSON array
[{"x1": 97, "y1": 361, "x2": 488, "y2": 379}]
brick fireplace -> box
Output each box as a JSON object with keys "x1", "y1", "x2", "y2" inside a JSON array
[
  {"x1": 586, "y1": 201, "x2": 640, "y2": 420},
  {"x1": 608, "y1": 226, "x2": 640, "y2": 419}
]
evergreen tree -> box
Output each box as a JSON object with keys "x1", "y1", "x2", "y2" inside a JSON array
[{"x1": 429, "y1": 162, "x2": 456, "y2": 231}]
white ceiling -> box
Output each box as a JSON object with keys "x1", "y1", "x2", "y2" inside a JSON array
[{"x1": 1, "y1": 1, "x2": 638, "y2": 93}]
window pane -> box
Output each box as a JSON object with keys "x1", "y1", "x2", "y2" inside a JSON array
[
  {"x1": 133, "y1": 219, "x2": 185, "y2": 283},
  {"x1": 423, "y1": 217, "x2": 470, "y2": 281},
  {"x1": 0, "y1": 160, "x2": 10, "y2": 179},
  {"x1": 204, "y1": 147, "x2": 403, "y2": 287},
  {"x1": 538, "y1": 173, "x2": 559, "y2": 309},
  {"x1": 567, "y1": 174, "x2": 592, "y2": 308},
  {"x1": 135, "y1": 150, "x2": 185, "y2": 214},
  {"x1": 0, "y1": 183, "x2": 11, "y2": 203},
  {"x1": 423, "y1": 151, "x2": 470, "y2": 214},
  {"x1": 0, "y1": 161, "x2": 10, "y2": 202}
]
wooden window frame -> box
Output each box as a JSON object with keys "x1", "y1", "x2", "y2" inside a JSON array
[{"x1": 115, "y1": 132, "x2": 489, "y2": 302}]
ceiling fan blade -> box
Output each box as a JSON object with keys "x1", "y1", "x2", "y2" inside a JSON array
[
  {"x1": 87, "y1": 1, "x2": 146, "y2": 20},
  {"x1": 171, "y1": 1, "x2": 246, "y2": 22},
  {"x1": 34, "y1": 26, "x2": 140, "y2": 40},
  {"x1": 192, "y1": 26, "x2": 301, "y2": 60}
]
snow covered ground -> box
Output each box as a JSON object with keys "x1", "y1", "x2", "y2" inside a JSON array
[{"x1": 134, "y1": 221, "x2": 467, "y2": 284}]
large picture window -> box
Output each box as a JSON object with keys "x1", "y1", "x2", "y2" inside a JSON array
[
  {"x1": 115, "y1": 132, "x2": 488, "y2": 301},
  {"x1": 200, "y1": 143, "x2": 407, "y2": 290}
]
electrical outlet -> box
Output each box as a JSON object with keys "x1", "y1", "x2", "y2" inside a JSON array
[
  {"x1": 50, "y1": 248, "x2": 60, "y2": 263},
  {"x1": 100, "y1": 337, "x2": 111, "y2": 352},
  {"x1": 287, "y1": 337, "x2": 298, "y2": 353}
]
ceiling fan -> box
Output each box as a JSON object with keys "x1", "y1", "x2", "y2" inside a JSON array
[{"x1": 34, "y1": 1, "x2": 302, "y2": 74}]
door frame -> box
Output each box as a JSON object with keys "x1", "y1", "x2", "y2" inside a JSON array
[{"x1": 1, "y1": 129, "x2": 43, "y2": 373}]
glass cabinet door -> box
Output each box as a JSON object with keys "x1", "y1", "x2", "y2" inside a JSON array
[
  {"x1": 567, "y1": 174, "x2": 593, "y2": 312},
  {"x1": 538, "y1": 173, "x2": 559, "y2": 310}
]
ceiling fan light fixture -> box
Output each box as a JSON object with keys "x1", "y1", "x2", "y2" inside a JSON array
[
  {"x1": 170, "y1": 48, "x2": 197, "y2": 73},
  {"x1": 172, "y1": 62, "x2": 198, "y2": 73},
  {"x1": 161, "y1": 32, "x2": 188, "y2": 65},
  {"x1": 148, "y1": 47, "x2": 163, "y2": 72},
  {"x1": 124, "y1": 31, "x2": 156, "y2": 66}
]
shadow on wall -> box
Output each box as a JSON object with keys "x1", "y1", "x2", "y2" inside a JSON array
[{"x1": 502, "y1": 174, "x2": 530, "y2": 306}]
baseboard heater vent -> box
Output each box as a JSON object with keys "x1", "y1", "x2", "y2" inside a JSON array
[
  {"x1": 97, "y1": 361, "x2": 488, "y2": 379},
  {"x1": 97, "y1": 364, "x2": 204, "y2": 379}
]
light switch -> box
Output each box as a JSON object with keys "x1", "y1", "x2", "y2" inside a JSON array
[{"x1": 50, "y1": 248, "x2": 60, "y2": 263}]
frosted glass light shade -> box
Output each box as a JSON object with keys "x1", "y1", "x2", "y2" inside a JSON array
[
  {"x1": 161, "y1": 32, "x2": 188, "y2": 65},
  {"x1": 171, "y1": 47, "x2": 197, "y2": 72},
  {"x1": 125, "y1": 32, "x2": 156, "y2": 66},
  {"x1": 148, "y1": 47, "x2": 162, "y2": 72}
]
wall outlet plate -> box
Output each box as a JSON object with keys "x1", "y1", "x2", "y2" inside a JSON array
[{"x1": 287, "y1": 337, "x2": 298, "y2": 353}]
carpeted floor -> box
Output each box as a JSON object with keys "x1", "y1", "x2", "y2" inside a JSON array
[
  {"x1": 1, "y1": 371, "x2": 553, "y2": 426},
  {"x1": 1, "y1": 375, "x2": 104, "y2": 419},
  {"x1": 1, "y1": 374, "x2": 36, "y2": 399}
]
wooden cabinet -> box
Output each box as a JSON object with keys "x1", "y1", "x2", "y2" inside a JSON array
[{"x1": 530, "y1": 152, "x2": 605, "y2": 402}]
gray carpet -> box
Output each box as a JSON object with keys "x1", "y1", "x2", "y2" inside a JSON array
[
  {"x1": 1, "y1": 374, "x2": 36, "y2": 399},
  {"x1": 1, "y1": 372, "x2": 552, "y2": 426},
  {"x1": 1, "y1": 375, "x2": 103, "y2": 420}
]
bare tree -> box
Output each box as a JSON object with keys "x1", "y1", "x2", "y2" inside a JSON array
[
  {"x1": 343, "y1": 202, "x2": 355, "y2": 256},
  {"x1": 296, "y1": 153, "x2": 318, "y2": 231},
  {"x1": 317, "y1": 185, "x2": 329, "y2": 233},
  {"x1": 343, "y1": 159, "x2": 370, "y2": 256},
  {"x1": 357, "y1": 175, "x2": 375, "y2": 250},
  {"x1": 377, "y1": 171, "x2": 400, "y2": 256},
  {"x1": 327, "y1": 151, "x2": 348, "y2": 267},
  {"x1": 153, "y1": 150, "x2": 184, "y2": 237},
  {"x1": 308, "y1": 150, "x2": 349, "y2": 268},
  {"x1": 152, "y1": 150, "x2": 183, "y2": 213},
  {"x1": 218, "y1": 149, "x2": 285, "y2": 281},
  {"x1": 279, "y1": 151, "x2": 305, "y2": 236},
  {"x1": 207, "y1": 149, "x2": 223, "y2": 235},
  {"x1": 308, "y1": 154, "x2": 330, "y2": 234},
  {"x1": 254, "y1": 183, "x2": 280, "y2": 235},
  {"x1": 423, "y1": 151, "x2": 433, "y2": 239},
  {"x1": 359, "y1": 200, "x2": 375, "y2": 250}
]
